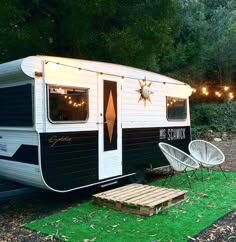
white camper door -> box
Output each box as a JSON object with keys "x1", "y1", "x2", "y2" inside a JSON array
[{"x1": 98, "y1": 78, "x2": 122, "y2": 180}]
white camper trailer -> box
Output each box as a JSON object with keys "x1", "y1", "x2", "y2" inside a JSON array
[{"x1": 0, "y1": 56, "x2": 192, "y2": 192}]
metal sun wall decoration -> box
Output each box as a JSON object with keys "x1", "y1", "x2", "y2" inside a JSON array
[{"x1": 136, "y1": 78, "x2": 154, "y2": 106}]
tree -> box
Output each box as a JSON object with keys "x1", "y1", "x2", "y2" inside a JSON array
[
  {"x1": 206, "y1": 1, "x2": 236, "y2": 84},
  {"x1": 159, "y1": 0, "x2": 236, "y2": 86},
  {"x1": 160, "y1": 0, "x2": 209, "y2": 83},
  {"x1": 0, "y1": 0, "x2": 181, "y2": 73}
]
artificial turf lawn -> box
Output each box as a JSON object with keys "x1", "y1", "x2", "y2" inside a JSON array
[{"x1": 24, "y1": 171, "x2": 236, "y2": 242}]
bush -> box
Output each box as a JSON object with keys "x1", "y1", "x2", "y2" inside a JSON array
[{"x1": 190, "y1": 102, "x2": 236, "y2": 139}]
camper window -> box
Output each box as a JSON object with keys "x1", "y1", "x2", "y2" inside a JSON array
[
  {"x1": 48, "y1": 85, "x2": 88, "y2": 122},
  {"x1": 0, "y1": 84, "x2": 33, "y2": 127},
  {"x1": 166, "y1": 97, "x2": 187, "y2": 120}
]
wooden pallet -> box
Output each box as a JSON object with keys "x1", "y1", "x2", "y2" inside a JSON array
[{"x1": 93, "y1": 184, "x2": 187, "y2": 216}]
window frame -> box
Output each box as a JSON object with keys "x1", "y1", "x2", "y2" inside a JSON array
[
  {"x1": 166, "y1": 96, "x2": 187, "y2": 121},
  {"x1": 47, "y1": 84, "x2": 89, "y2": 124}
]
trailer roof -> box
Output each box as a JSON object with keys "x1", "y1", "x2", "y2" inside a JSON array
[{"x1": 0, "y1": 56, "x2": 191, "y2": 90}]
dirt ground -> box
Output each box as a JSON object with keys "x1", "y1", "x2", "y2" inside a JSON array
[
  {"x1": 0, "y1": 140, "x2": 235, "y2": 242},
  {"x1": 192, "y1": 210, "x2": 236, "y2": 242}
]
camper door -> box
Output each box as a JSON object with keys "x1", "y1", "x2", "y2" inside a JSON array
[{"x1": 98, "y1": 77, "x2": 122, "y2": 180}]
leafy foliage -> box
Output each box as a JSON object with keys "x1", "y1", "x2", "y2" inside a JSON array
[
  {"x1": 190, "y1": 102, "x2": 236, "y2": 139},
  {"x1": 160, "y1": 0, "x2": 236, "y2": 84},
  {"x1": 0, "y1": 0, "x2": 181, "y2": 72},
  {"x1": 0, "y1": 0, "x2": 235, "y2": 86}
]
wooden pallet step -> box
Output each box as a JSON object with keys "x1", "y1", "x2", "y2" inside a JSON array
[
  {"x1": 93, "y1": 184, "x2": 147, "y2": 198},
  {"x1": 95, "y1": 185, "x2": 155, "y2": 201},
  {"x1": 137, "y1": 189, "x2": 185, "y2": 206},
  {"x1": 106, "y1": 186, "x2": 158, "y2": 202},
  {"x1": 144, "y1": 191, "x2": 187, "y2": 207},
  {"x1": 93, "y1": 184, "x2": 187, "y2": 216},
  {"x1": 93, "y1": 184, "x2": 138, "y2": 197},
  {"x1": 125, "y1": 187, "x2": 175, "y2": 204}
]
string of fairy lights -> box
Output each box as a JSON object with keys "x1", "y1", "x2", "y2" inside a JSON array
[
  {"x1": 191, "y1": 85, "x2": 235, "y2": 100},
  {"x1": 45, "y1": 60, "x2": 235, "y2": 101},
  {"x1": 64, "y1": 95, "x2": 85, "y2": 108},
  {"x1": 44, "y1": 61, "x2": 189, "y2": 86},
  {"x1": 50, "y1": 87, "x2": 86, "y2": 108}
]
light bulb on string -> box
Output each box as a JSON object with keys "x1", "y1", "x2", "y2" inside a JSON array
[
  {"x1": 202, "y1": 87, "x2": 208, "y2": 94},
  {"x1": 224, "y1": 86, "x2": 229, "y2": 91}
]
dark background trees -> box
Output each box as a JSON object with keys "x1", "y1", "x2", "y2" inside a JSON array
[{"x1": 0, "y1": 0, "x2": 235, "y2": 86}]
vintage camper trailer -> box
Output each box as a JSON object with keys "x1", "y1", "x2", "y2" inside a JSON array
[{"x1": 0, "y1": 56, "x2": 192, "y2": 192}]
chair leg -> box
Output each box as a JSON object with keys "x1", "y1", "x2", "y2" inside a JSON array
[
  {"x1": 219, "y1": 165, "x2": 227, "y2": 179},
  {"x1": 207, "y1": 167, "x2": 211, "y2": 176},
  {"x1": 200, "y1": 167, "x2": 204, "y2": 182},
  {"x1": 191, "y1": 170, "x2": 199, "y2": 181},
  {"x1": 184, "y1": 169, "x2": 192, "y2": 189},
  {"x1": 205, "y1": 167, "x2": 214, "y2": 180},
  {"x1": 162, "y1": 166, "x2": 175, "y2": 186}
]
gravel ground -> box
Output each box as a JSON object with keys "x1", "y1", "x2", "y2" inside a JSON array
[
  {"x1": 192, "y1": 210, "x2": 236, "y2": 242},
  {"x1": 0, "y1": 140, "x2": 235, "y2": 242}
]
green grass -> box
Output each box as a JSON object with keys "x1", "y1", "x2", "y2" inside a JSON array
[{"x1": 24, "y1": 171, "x2": 236, "y2": 242}]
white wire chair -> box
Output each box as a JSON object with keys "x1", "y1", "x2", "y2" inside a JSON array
[
  {"x1": 158, "y1": 142, "x2": 200, "y2": 188},
  {"x1": 188, "y1": 140, "x2": 226, "y2": 179}
]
